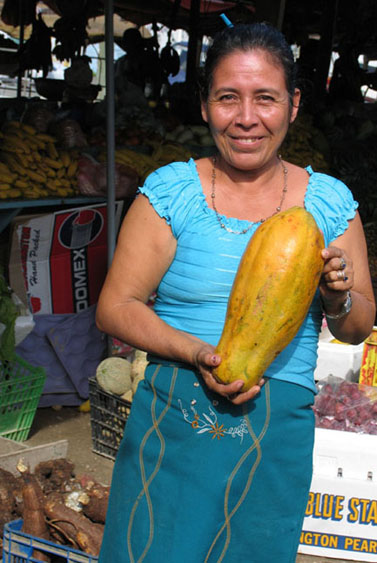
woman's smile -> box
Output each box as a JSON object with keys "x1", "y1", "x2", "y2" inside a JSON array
[{"x1": 229, "y1": 134, "x2": 265, "y2": 149}]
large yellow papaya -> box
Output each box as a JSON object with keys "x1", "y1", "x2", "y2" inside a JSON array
[{"x1": 213, "y1": 206, "x2": 324, "y2": 390}]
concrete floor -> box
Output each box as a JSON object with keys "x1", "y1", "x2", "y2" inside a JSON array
[
  {"x1": 25, "y1": 405, "x2": 114, "y2": 486},
  {"x1": 21, "y1": 406, "x2": 357, "y2": 563}
]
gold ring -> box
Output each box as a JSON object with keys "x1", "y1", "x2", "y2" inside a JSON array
[{"x1": 337, "y1": 269, "x2": 345, "y2": 280}]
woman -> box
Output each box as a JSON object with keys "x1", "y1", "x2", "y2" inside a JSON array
[{"x1": 96, "y1": 22, "x2": 375, "y2": 563}]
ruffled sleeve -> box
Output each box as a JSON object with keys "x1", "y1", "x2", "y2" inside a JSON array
[
  {"x1": 138, "y1": 159, "x2": 205, "y2": 238},
  {"x1": 305, "y1": 166, "x2": 358, "y2": 246}
]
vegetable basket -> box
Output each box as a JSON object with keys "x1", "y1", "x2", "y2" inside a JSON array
[
  {"x1": 0, "y1": 355, "x2": 46, "y2": 442},
  {"x1": 88, "y1": 376, "x2": 131, "y2": 461},
  {"x1": 2, "y1": 519, "x2": 98, "y2": 562}
]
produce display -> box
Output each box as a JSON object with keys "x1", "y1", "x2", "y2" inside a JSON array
[
  {"x1": 96, "y1": 349, "x2": 148, "y2": 402},
  {"x1": 97, "y1": 139, "x2": 196, "y2": 184},
  {"x1": 213, "y1": 206, "x2": 324, "y2": 391},
  {"x1": 314, "y1": 375, "x2": 377, "y2": 435},
  {"x1": 0, "y1": 459, "x2": 109, "y2": 558},
  {"x1": 89, "y1": 351, "x2": 149, "y2": 458},
  {"x1": 280, "y1": 113, "x2": 331, "y2": 173},
  {"x1": 315, "y1": 102, "x2": 377, "y2": 225},
  {"x1": 77, "y1": 153, "x2": 139, "y2": 198},
  {"x1": 96, "y1": 356, "x2": 132, "y2": 397},
  {"x1": 0, "y1": 107, "x2": 333, "y2": 201},
  {"x1": 164, "y1": 123, "x2": 215, "y2": 147},
  {"x1": 0, "y1": 120, "x2": 79, "y2": 199}
]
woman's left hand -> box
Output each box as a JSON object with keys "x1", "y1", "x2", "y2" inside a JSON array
[{"x1": 319, "y1": 245, "x2": 353, "y2": 310}]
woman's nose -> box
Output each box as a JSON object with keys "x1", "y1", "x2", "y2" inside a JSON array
[{"x1": 235, "y1": 100, "x2": 259, "y2": 127}]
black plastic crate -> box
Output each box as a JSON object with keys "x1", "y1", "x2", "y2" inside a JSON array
[{"x1": 88, "y1": 376, "x2": 131, "y2": 461}]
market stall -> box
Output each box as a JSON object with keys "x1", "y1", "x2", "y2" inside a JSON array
[{"x1": 1, "y1": 2, "x2": 377, "y2": 561}]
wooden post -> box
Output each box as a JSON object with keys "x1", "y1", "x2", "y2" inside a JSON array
[
  {"x1": 17, "y1": 0, "x2": 25, "y2": 98},
  {"x1": 185, "y1": 0, "x2": 201, "y2": 86}
]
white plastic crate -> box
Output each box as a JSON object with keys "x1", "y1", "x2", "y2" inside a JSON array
[
  {"x1": 299, "y1": 428, "x2": 377, "y2": 561},
  {"x1": 314, "y1": 326, "x2": 364, "y2": 382}
]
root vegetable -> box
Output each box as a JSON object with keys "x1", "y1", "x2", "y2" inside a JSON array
[
  {"x1": 34, "y1": 459, "x2": 75, "y2": 494},
  {"x1": 17, "y1": 460, "x2": 51, "y2": 562},
  {"x1": 44, "y1": 494, "x2": 104, "y2": 556},
  {"x1": 0, "y1": 468, "x2": 19, "y2": 515},
  {"x1": 0, "y1": 468, "x2": 23, "y2": 557},
  {"x1": 79, "y1": 482, "x2": 110, "y2": 523}
]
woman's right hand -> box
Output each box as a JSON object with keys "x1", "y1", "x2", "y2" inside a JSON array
[{"x1": 194, "y1": 346, "x2": 264, "y2": 405}]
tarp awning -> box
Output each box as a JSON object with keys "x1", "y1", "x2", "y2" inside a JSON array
[{"x1": 1, "y1": 0, "x2": 256, "y2": 37}]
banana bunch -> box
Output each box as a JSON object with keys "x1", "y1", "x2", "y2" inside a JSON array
[
  {"x1": 150, "y1": 140, "x2": 197, "y2": 167},
  {"x1": 0, "y1": 121, "x2": 80, "y2": 200},
  {"x1": 98, "y1": 147, "x2": 158, "y2": 184},
  {"x1": 98, "y1": 141, "x2": 197, "y2": 185}
]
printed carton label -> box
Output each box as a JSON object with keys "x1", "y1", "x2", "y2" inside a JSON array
[
  {"x1": 16, "y1": 203, "x2": 122, "y2": 314},
  {"x1": 299, "y1": 476, "x2": 377, "y2": 561}
]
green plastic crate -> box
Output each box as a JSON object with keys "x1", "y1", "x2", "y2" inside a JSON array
[{"x1": 0, "y1": 355, "x2": 46, "y2": 442}]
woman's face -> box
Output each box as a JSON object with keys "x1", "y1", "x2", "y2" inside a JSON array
[{"x1": 201, "y1": 48, "x2": 300, "y2": 173}]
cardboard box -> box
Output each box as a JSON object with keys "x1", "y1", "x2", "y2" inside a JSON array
[
  {"x1": 359, "y1": 326, "x2": 377, "y2": 387},
  {"x1": 8, "y1": 203, "x2": 123, "y2": 315},
  {"x1": 299, "y1": 428, "x2": 377, "y2": 561}
]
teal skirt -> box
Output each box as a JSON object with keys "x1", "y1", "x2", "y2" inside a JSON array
[{"x1": 99, "y1": 358, "x2": 315, "y2": 563}]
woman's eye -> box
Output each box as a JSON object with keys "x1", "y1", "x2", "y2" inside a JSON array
[
  {"x1": 257, "y1": 95, "x2": 275, "y2": 103},
  {"x1": 219, "y1": 94, "x2": 237, "y2": 102}
]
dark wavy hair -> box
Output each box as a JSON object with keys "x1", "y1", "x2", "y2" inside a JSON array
[{"x1": 199, "y1": 22, "x2": 297, "y2": 106}]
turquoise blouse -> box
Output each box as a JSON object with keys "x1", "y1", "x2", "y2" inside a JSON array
[{"x1": 139, "y1": 159, "x2": 358, "y2": 393}]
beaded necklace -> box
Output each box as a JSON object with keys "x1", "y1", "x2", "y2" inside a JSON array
[{"x1": 210, "y1": 155, "x2": 288, "y2": 234}]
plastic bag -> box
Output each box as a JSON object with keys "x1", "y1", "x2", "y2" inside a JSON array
[
  {"x1": 314, "y1": 375, "x2": 377, "y2": 434},
  {"x1": 77, "y1": 153, "x2": 139, "y2": 199}
]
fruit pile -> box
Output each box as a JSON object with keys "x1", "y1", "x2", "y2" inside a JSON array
[
  {"x1": 280, "y1": 113, "x2": 331, "y2": 173},
  {"x1": 0, "y1": 120, "x2": 80, "y2": 199},
  {"x1": 314, "y1": 376, "x2": 377, "y2": 434},
  {"x1": 98, "y1": 140, "x2": 196, "y2": 184}
]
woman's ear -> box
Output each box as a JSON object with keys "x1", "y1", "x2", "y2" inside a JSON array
[
  {"x1": 201, "y1": 99, "x2": 209, "y2": 124},
  {"x1": 290, "y1": 88, "x2": 301, "y2": 123}
]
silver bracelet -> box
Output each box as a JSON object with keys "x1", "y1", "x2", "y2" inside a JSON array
[{"x1": 321, "y1": 290, "x2": 352, "y2": 320}]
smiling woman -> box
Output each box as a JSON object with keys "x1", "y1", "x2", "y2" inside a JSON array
[
  {"x1": 200, "y1": 48, "x2": 300, "y2": 194},
  {"x1": 96, "y1": 21, "x2": 375, "y2": 563}
]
